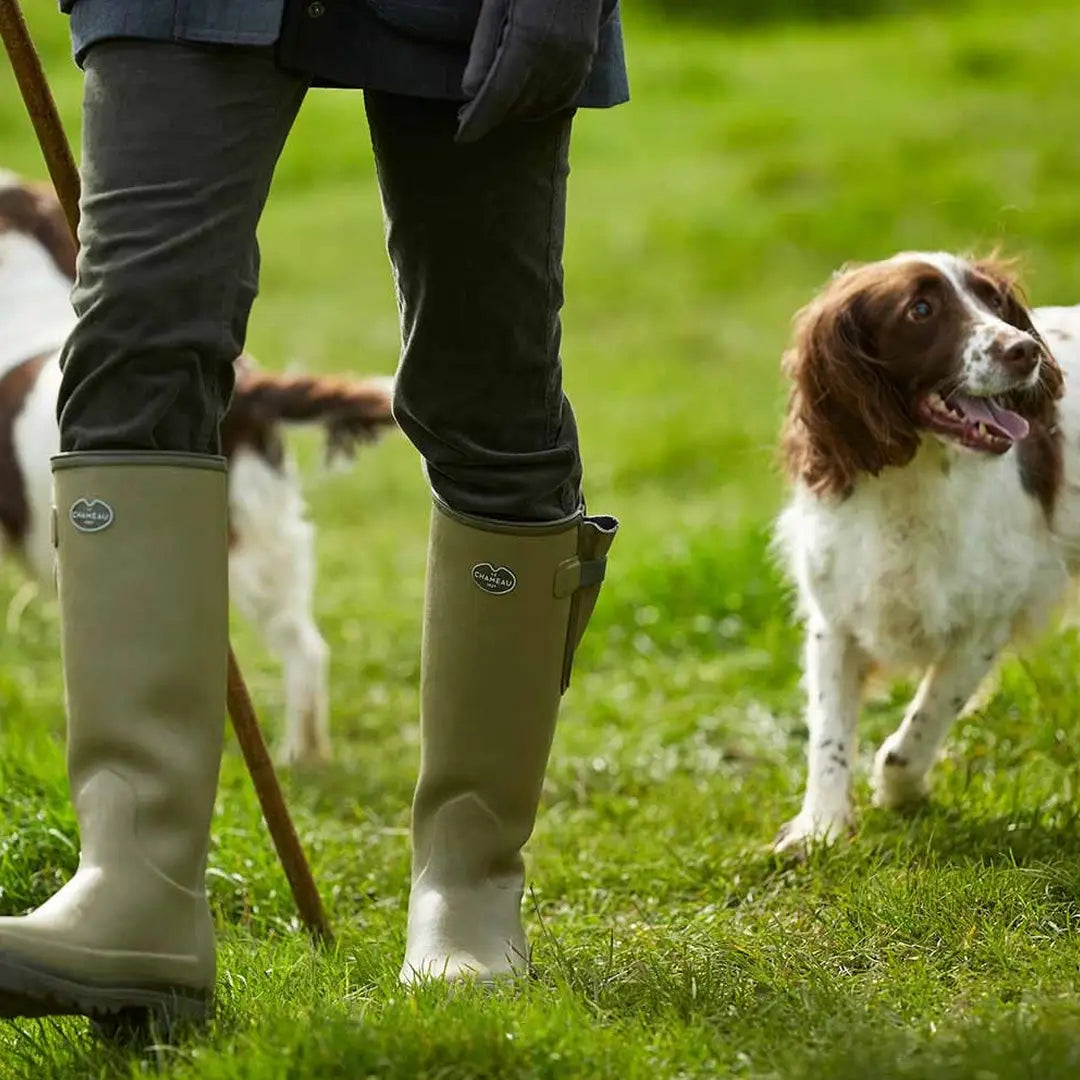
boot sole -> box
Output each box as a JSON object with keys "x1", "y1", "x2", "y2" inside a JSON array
[{"x1": 0, "y1": 949, "x2": 209, "y2": 1025}]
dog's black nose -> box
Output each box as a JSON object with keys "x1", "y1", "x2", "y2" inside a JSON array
[{"x1": 1001, "y1": 337, "x2": 1039, "y2": 375}]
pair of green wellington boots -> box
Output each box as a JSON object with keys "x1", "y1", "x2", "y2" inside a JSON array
[{"x1": 0, "y1": 453, "x2": 616, "y2": 1024}]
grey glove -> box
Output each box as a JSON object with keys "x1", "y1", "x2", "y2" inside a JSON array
[{"x1": 456, "y1": 0, "x2": 604, "y2": 144}]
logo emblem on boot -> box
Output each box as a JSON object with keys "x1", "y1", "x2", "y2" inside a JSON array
[
  {"x1": 70, "y1": 498, "x2": 114, "y2": 533},
  {"x1": 472, "y1": 563, "x2": 516, "y2": 595}
]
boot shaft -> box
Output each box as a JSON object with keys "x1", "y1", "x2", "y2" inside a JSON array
[
  {"x1": 53, "y1": 452, "x2": 229, "y2": 890},
  {"x1": 414, "y1": 502, "x2": 583, "y2": 863}
]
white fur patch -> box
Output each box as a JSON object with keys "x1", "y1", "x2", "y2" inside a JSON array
[
  {"x1": 13, "y1": 354, "x2": 62, "y2": 583},
  {"x1": 0, "y1": 231, "x2": 76, "y2": 377},
  {"x1": 229, "y1": 448, "x2": 331, "y2": 764}
]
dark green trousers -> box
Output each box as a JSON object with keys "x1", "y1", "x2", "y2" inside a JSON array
[{"x1": 60, "y1": 41, "x2": 583, "y2": 521}]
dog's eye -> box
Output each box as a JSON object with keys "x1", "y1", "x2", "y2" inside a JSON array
[
  {"x1": 908, "y1": 299, "x2": 933, "y2": 321},
  {"x1": 986, "y1": 291, "x2": 1005, "y2": 313}
]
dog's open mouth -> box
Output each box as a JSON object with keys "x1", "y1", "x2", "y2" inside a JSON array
[{"x1": 917, "y1": 391, "x2": 1029, "y2": 454}]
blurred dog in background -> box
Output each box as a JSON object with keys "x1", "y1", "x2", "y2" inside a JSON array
[{"x1": 0, "y1": 171, "x2": 397, "y2": 764}]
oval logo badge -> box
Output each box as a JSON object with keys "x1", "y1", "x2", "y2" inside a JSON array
[
  {"x1": 472, "y1": 563, "x2": 516, "y2": 596},
  {"x1": 70, "y1": 498, "x2": 114, "y2": 533}
]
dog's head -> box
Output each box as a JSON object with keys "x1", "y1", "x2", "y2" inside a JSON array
[{"x1": 780, "y1": 251, "x2": 1062, "y2": 497}]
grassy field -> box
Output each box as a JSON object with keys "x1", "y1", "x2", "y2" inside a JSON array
[{"x1": 3, "y1": 1, "x2": 1080, "y2": 1076}]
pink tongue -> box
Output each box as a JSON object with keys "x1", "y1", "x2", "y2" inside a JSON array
[{"x1": 951, "y1": 394, "x2": 1030, "y2": 441}]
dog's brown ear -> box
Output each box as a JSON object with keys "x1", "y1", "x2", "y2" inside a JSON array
[
  {"x1": 0, "y1": 181, "x2": 76, "y2": 279},
  {"x1": 781, "y1": 271, "x2": 920, "y2": 498}
]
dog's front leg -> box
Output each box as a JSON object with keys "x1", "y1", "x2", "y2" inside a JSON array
[
  {"x1": 871, "y1": 634, "x2": 1006, "y2": 809},
  {"x1": 773, "y1": 624, "x2": 866, "y2": 853}
]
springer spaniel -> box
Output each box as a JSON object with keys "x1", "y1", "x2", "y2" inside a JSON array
[
  {"x1": 773, "y1": 251, "x2": 1080, "y2": 852},
  {"x1": 0, "y1": 171, "x2": 397, "y2": 765}
]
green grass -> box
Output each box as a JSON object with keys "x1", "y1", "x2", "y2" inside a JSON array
[{"x1": 3, "y1": 1, "x2": 1080, "y2": 1075}]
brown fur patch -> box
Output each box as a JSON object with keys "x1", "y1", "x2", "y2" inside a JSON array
[
  {"x1": 781, "y1": 260, "x2": 951, "y2": 497},
  {"x1": 0, "y1": 182, "x2": 77, "y2": 278},
  {"x1": 0, "y1": 354, "x2": 48, "y2": 549}
]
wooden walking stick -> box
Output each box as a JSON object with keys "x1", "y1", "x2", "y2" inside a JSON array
[{"x1": 0, "y1": 0, "x2": 332, "y2": 944}]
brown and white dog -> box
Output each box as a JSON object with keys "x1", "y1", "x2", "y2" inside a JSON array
[
  {"x1": 773, "y1": 251, "x2": 1080, "y2": 851},
  {"x1": 0, "y1": 171, "x2": 396, "y2": 765}
]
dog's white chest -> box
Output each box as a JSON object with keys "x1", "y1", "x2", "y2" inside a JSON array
[{"x1": 778, "y1": 447, "x2": 1064, "y2": 667}]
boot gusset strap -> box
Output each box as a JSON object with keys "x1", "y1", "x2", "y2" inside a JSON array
[
  {"x1": 553, "y1": 552, "x2": 608, "y2": 598},
  {"x1": 559, "y1": 514, "x2": 619, "y2": 693}
]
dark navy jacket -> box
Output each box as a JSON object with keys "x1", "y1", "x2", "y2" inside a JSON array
[{"x1": 60, "y1": 0, "x2": 629, "y2": 108}]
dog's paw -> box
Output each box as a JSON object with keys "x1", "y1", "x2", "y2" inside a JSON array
[
  {"x1": 871, "y1": 740, "x2": 929, "y2": 809},
  {"x1": 770, "y1": 810, "x2": 851, "y2": 856}
]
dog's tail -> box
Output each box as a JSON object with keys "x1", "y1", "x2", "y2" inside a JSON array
[{"x1": 223, "y1": 359, "x2": 396, "y2": 465}]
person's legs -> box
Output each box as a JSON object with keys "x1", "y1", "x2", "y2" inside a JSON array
[
  {"x1": 366, "y1": 91, "x2": 582, "y2": 523},
  {"x1": 0, "y1": 41, "x2": 306, "y2": 1026},
  {"x1": 365, "y1": 92, "x2": 616, "y2": 982},
  {"x1": 58, "y1": 41, "x2": 306, "y2": 454}
]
